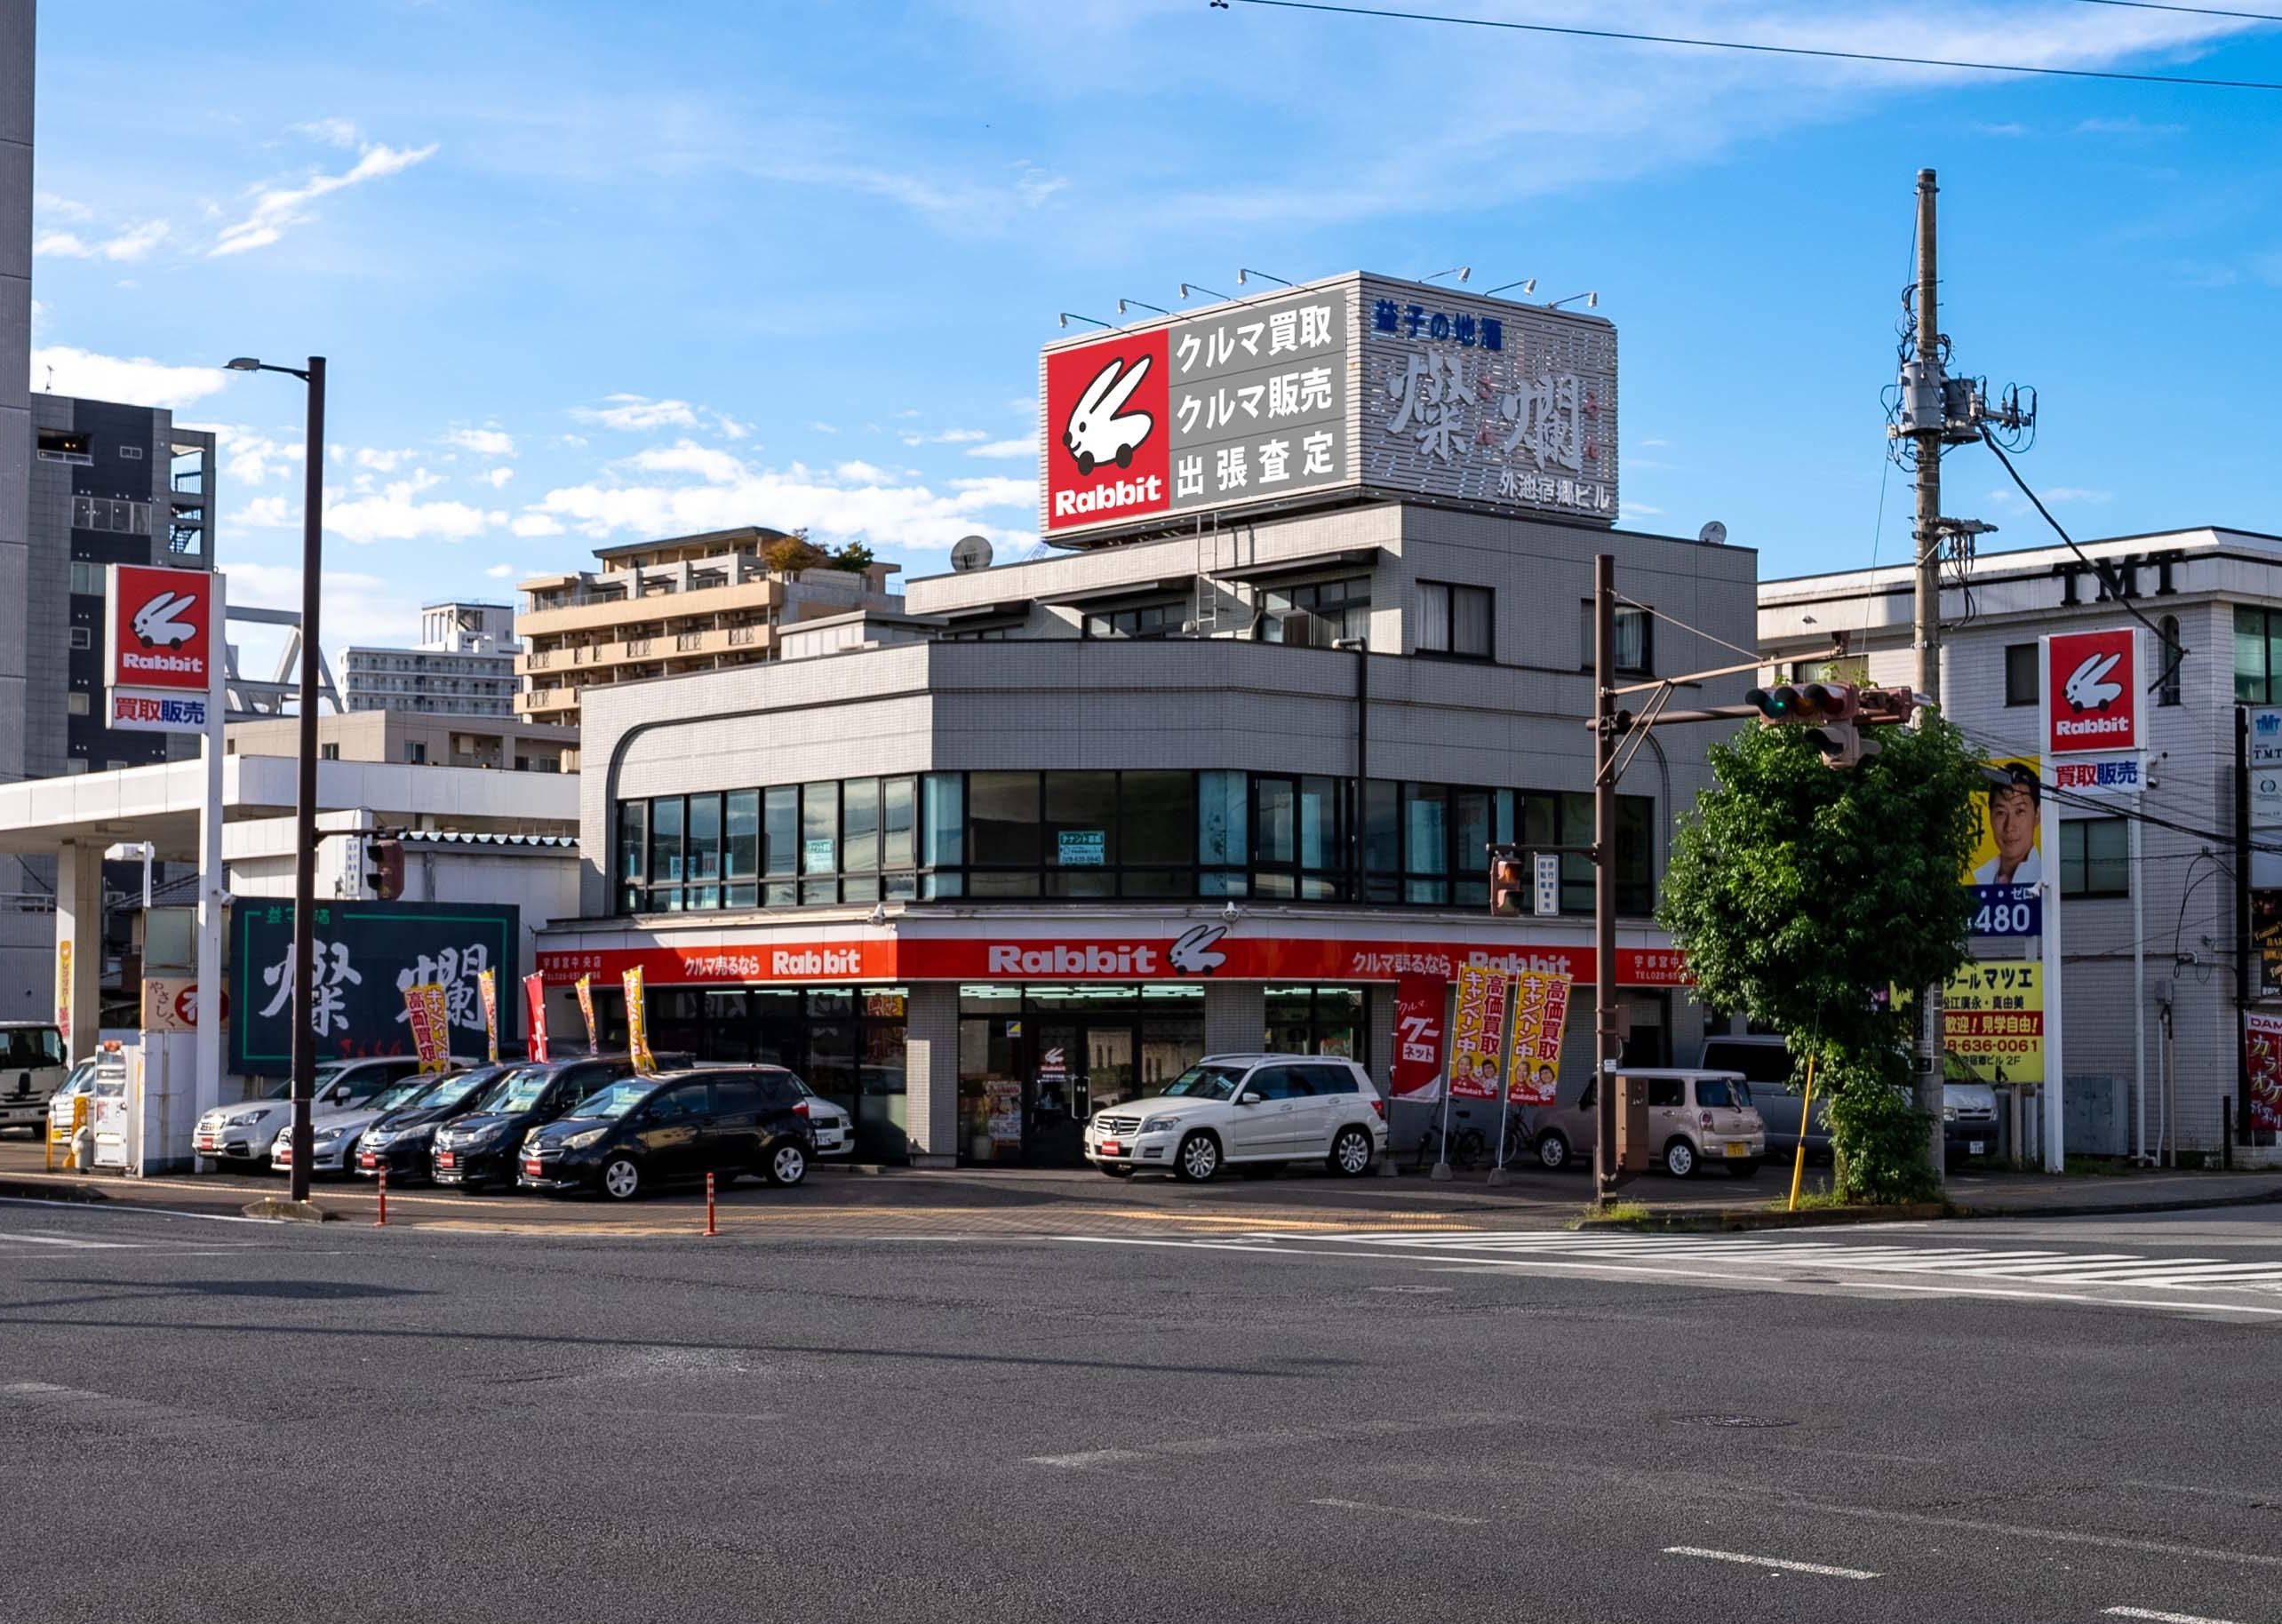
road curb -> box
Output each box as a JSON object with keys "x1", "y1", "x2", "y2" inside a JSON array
[
  {"x1": 0, "y1": 1175, "x2": 108, "y2": 1205},
  {"x1": 1576, "y1": 1183, "x2": 2282, "y2": 1232},
  {"x1": 239, "y1": 1198, "x2": 333, "y2": 1224}
]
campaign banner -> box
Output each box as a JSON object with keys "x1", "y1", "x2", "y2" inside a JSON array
[
  {"x1": 478, "y1": 967, "x2": 499, "y2": 1064},
  {"x1": 575, "y1": 972, "x2": 599, "y2": 1056},
  {"x1": 1942, "y1": 960, "x2": 2043, "y2": 1085},
  {"x1": 403, "y1": 983, "x2": 453, "y2": 1075},
  {"x1": 623, "y1": 966, "x2": 655, "y2": 1074},
  {"x1": 2247, "y1": 1011, "x2": 2282, "y2": 1134},
  {"x1": 1389, "y1": 973, "x2": 1448, "y2": 1101},
  {"x1": 1447, "y1": 964, "x2": 1512, "y2": 1101},
  {"x1": 1505, "y1": 971, "x2": 1573, "y2": 1106},
  {"x1": 523, "y1": 972, "x2": 549, "y2": 1064}
]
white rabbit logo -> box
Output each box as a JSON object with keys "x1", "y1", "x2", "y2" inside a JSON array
[
  {"x1": 2063, "y1": 651, "x2": 2122, "y2": 712},
  {"x1": 1063, "y1": 353, "x2": 1155, "y2": 475},
  {"x1": 1167, "y1": 923, "x2": 1228, "y2": 976},
  {"x1": 132, "y1": 589, "x2": 199, "y2": 649}
]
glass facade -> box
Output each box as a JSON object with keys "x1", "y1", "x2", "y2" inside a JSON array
[{"x1": 618, "y1": 770, "x2": 1656, "y2": 918}]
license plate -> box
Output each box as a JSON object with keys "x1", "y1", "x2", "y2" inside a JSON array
[
  {"x1": 276, "y1": 1149, "x2": 292, "y2": 1164},
  {"x1": 437, "y1": 1151, "x2": 456, "y2": 1167},
  {"x1": 195, "y1": 1136, "x2": 217, "y2": 1151},
  {"x1": 359, "y1": 1152, "x2": 378, "y2": 1169},
  {"x1": 1723, "y1": 1142, "x2": 1748, "y2": 1158},
  {"x1": 1099, "y1": 1139, "x2": 1121, "y2": 1156},
  {"x1": 522, "y1": 1159, "x2": 543, "y2": 1177},
  {"x1": 1967, "y1": 1140, "x2": 1985, "y2": 1156}
]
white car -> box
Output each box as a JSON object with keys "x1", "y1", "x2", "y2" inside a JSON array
[
  {"x1": 792, "y1": 1078, "x2": 852, "y2": 1158},
  {"x1": 1082, "y1": 1054, "x2": 1388, "y2": 1182},
  {"x1": 44, "y1": 1057, "x2": 98, "y2": 1147},
  {"x1": 1, "y1": 1021, "x2": 69, "y2": 1138},
  {"x1": 193, "y1": 1055, "x2": 440, "y2": 1169},
  {"x1": 270, "y1": 1075, "x2": 438, "y2": 1177}
]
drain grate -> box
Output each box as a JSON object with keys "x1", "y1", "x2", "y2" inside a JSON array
[{"x1": 1671, "y1": 1413, "x2": 1799, "y2": 1429}]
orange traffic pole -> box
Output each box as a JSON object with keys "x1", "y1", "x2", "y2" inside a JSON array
[
  {"x1": 705, "y1": 1169, "x2": 718, "y2": 1237},
  {"x1": 374, "y1": 1163, "x2": 388, "y2": 1227}
]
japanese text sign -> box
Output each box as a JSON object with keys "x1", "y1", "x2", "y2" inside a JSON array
[
  {"x1": 1389, "y1": 973, "x2": 1448, "y2": 1101},
  {"x1": 403, "y1": 983, "x2": 452, "y2": 1075},
  {"x1": 1941, "y1": 960, "x2": 2044, "y2": 1085},
  {"x1": 2247, "y1": 1011, "x2": 2282, "y2": 1133},
  {"x1": 1504, "y1": 971, "x2": 1573, "y2": 1105},
  {"x1": 1447, "y1": 964, "x2": 1511, "y2": 1102},
  {"x1": 108, "y1": 563, "x2": 215, "y2": 694},
  {"x1": 2047, "y1": 628, "x2": 2137, "y2": 756}
]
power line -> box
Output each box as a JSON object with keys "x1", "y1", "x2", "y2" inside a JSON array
[
  {"x1": 2070, "y1": 0, "x2": 2282, "y2": 24},
  {"x1": 1220, "y1": 0, "x2": 2282, "y2": 91}
]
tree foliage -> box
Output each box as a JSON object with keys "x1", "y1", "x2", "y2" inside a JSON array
[{"x1": 1656, "y1": 715, "x2": 1985, "y2": 1202}]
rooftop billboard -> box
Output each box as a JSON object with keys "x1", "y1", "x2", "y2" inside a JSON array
[{"x1": 1039, "y1": 272, "x2": 1617, "y2": 545}]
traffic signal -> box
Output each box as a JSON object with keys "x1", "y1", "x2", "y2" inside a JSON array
[
  {"x1": 364, "y1": 834, "x2": 404, "y2": 901},
  {"x1": 1745, "y1": 681, "x2": 1873, "y2": 768},
  {"x1": 1489, "y1": 848, "x2": 1527, "y2": 917}
]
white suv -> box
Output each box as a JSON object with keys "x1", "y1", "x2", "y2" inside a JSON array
[{"x1": 1083, "y1": 1054, "x2": 1388, "y2": 1182}]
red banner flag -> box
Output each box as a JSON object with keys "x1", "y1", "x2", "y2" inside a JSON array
[{"x1": 523, "y1": 972, "x2": 548, "y2": 1064}]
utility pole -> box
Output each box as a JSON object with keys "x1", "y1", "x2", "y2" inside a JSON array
[
  {"x1": 1907, "y1": 169, "x2": 1949, "y2": 1189},
  {"x1": 1593, "y1": 553, "x2": 1622, "y2": 1201}
]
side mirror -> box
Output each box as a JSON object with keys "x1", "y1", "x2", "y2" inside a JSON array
[{"x1": 1237, "y1": 1091, "x2": 1263, "y2": 1106}]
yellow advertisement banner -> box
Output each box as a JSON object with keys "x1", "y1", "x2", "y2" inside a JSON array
[
  {"x1": 623, "y1": 965, "x2": 655, "y2": 1074},
  {"x1": 403, "y1": 982, "x2": 453, "y2": 1074},
  {"x1": 1942, "y1": 960, "x2": 2043, "y2": 1085},
  {"x1": 477, "y1": 967, "x2": 499, "y2": 1065},
  {"x1": 1966, "y1": 757, "x2": 2043, "y2": 888},
  {"x1": 575, "y1": 972, "x2": 599, "y2": 1056},
  {"x1": 1505, "y1": 971, "x2": 1573, "y2": 1105},
  {"x1": 1448, "y1": 964, "x2": 1510, "y2": 1102}
]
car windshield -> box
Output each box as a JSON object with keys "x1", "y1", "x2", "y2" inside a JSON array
[
  {"x1": 426, "y1": 1069, "x2": 502, "y2": 1109},
  {"x1": 256, "y1": 1077, "x2": 292, "y2": 1101},
  {"x1": 1160, "y1": 1063, "x2": 1248, "y2": 1102},
  {"x1": 565, "y1": 1081, "x2": 654, "y2": 1120},
  {"x1": 475, "y1": 1065, "x2": 556, "y2": 1114},
  {"x1": 61, "y1": 1059, "x2": 97, "y2": 1094},
  {"x1": 0, "y1": 1027, "x2": 64, "y2": 1068},
  {"x1": 1696, "y1": 1078, "x2": 1750, "y2": 1109},
  {"x1": 364, "y1": 1080, "x2": 432, "y2": 1115}
]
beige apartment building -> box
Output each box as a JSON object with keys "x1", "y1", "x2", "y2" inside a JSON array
[
  {"x1": 515, "y1": 526, "x2": 904, "y2": 736},
  {"x1": 225, "y1": 709, "x2": 577, "y2": 774}
]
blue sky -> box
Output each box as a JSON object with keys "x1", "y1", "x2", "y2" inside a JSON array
[{"x1": 25, "y1": 0, "x2": 2282, "y2": 660}]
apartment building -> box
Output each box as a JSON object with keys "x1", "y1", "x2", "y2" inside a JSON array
[
  {"x1": 515, "y1": 526, "x2": 903, "y2": 736},
  {"x1": 343, "y1": 599, "x2": 521, "y2": 719},
  {"x1": 226, "y1": 707, "x2": 576, "y2": 774}
]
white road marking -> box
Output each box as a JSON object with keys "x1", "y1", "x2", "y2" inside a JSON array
[
  {"x1": 0, "y1": 1195, "x2": 284, "y2": 1226},
  {"x1": 0, "y1": 1233, "x2": 139, "y2": 1249},
  {"x1": 1312, "y1": 1498, "x2": 1486, "y2": 1527},
  {"x1": 2104, "y1": 1608, "x2": 2242, "y2": 1623},
  {"x1": 1663, "y1": 1546, "x2": 1879, "y2": 1580}
]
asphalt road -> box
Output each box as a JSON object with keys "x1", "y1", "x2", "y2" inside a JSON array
[{"x1": 4, "y1": 1198, "x2": 2278, "y2": 1624}]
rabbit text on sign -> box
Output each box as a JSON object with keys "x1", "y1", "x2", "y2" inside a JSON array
[{"x1": 107, "y1": 563, "x2": 214, "y2": 693}]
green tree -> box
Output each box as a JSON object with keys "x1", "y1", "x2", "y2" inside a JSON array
[
  {"x1": 1656, "y1": 714, "x2": 1984, "y2": 1202},
  {"x1": 829, "y1": 541, "x2": 876, "y2": 574}
]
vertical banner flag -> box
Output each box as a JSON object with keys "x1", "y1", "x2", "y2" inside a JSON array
[
  {"x1": 56, "y1": 940, "x2": 71, "y2": 1041},
  {"x1": 1389, "y1": 973, "x2": 1448, "y2": 1100},
  {"x1": 1447, "y1": 964, "x2": 1512, "y2": 1101},
  {"x1": 477, "y1": 967, "x2": 499, "y2": 1064},
  {"x1": 403, "y1": 983, "x2": 452, "y2": 1074},
  {"x1": 623, "y1": 966, "x2": 654, "y2": 1074},
  {"x1": 1505, "y1": 971, "x2": 1574, "y2": 1105},
  {"x1": 575, "y1": 972, "x2": 599, "y2": 1056},
  {"x1": 523, "y1": 972, "x2": 549, "y2": 1064},
  {"x1": 2247, "y1": 1011, "x2": 2282, "y2": 1134}
]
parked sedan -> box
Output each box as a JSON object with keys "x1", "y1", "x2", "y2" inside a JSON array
[
  {"x1": 194, "y1": 1055, "x2": 441, "y2": 1170},
  {"x1": 270, "y1": 1076, "x2": 436, "y2": 1177},
  {"x1": 432, "y1": 1053, "x2": 686, "y2": 1193},
  {"x1": 520, "y1": 1067, "x2": 812, "y2": 1200},
  {"x1": 353, "y1": 1063, "x2": 516, "y2": 1183},
  {"x1": 791, "y1": 1077, "x2": 852, "y2": 1157}
]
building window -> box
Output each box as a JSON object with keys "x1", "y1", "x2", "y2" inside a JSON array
[
  {"x1": 36, "y1": 428, "x2": 92, "y2": 465},
  {"x1": 320, "y1": 743, "x2": 341, "y2": 760},
  {"x1": 118, "y1": 443, "x2": 145, "y2": 460},
  {"x1": 404, "y1": 741, "x2": 427, "y2": 764},
  {"x1": 1581, "y1": 601, "x2": 1651, "y2": 675},
  {"x1": 1260, "y1": 577, "x2": 1369, "y2": 649},
  {"x1": 2060, "y1": 816, "x2": 2128, "y2": 898},
  {"x1": 68, "y1": 561, "x2": 105, "y2": 596},
  {"x1": 70, "y1": 495, "x2": 152, "y2": 535},
  {"x1": 1417, "y1": 581, "x2": 1492, "y2": 659},
  {"x1": 2005, "y1": 643, "x2": 2039, "y2": 707},
  {"x1": 1083, "y1": 598, "x2": 1188, "y2": 640},
  {"x1": 68, "y1": 627, "x2": 92, "y2": 651},
  {"x1": 2237, "y1": 607, "x2": 2282, "y2": 705},
  {"x1": 1264, "y1": 985, "x2": 1367, "y2": 1057},
  {"x1": 2158, "y1": 614, "x2": 2182, "y2": 707},
  {"x1": 65, "y1": 692, "x2": 89, "y2": 716}
]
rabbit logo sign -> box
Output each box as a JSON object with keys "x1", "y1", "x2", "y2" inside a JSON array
[
  {"x1": 108, "y1": 564, "x2": 213, "y2": 691},
  {"x1": 2046, "y1": 627, "x2": 2136, "y2": 754},
  {"x1": 1043, "y1": 330, "x2": 1170, "y2": 533}
]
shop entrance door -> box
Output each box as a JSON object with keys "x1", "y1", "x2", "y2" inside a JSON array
[{"x1": 1025, "y1": 1021, "x2": 1139, "y2": 1167}]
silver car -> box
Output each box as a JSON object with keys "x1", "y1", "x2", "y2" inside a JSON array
[{"x1": 270, "y1": 1075, "x2": 438, "y2": 1177}]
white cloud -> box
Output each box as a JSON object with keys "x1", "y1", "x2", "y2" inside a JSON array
[
  {"x1": 293, "y1": 117, "x2": 362, "y2": 149},
  {"x1": 967, "y1": 437, "x2": 1034, "y2": 459},
  {"x1": 354, "y1": 446, "x2": 412, "y2": 472},
  {"x1": 210, "y1": 139, "x2": 440, "y2": 257},
  {"x1": 898, "y1": 427, "x2": 990, "y2": 446},
  {"x1": 483, "y1": 563, "x2": 521, "y2": 579},
  {"x1": 210, "y1": 426, "x2": 306, "y2": 489},
  {"x1": 35, "y1": 192, "x2": 90, "y2": 222},
  {"x1": 810, "y1": 421, "x2": 840, "y2": 434},
  {"x1": 834, "y1": 459, "x2": 899, "y2": 485},
  {"x1": 714, "y1": 412, "x2": 753, "y2": 442},
  {"x1": 511, "y1": 513, "x2": 566, "y2": 538},
  {"x1": 31, "y1": 345, "x2": 231, "y2": 410},
  {"x1": 570, "y1": 394, "x2": 703, "y2": 432},
  {"x1": 624, "y1": 440, "x2": 746, "y2": 484},
  {"x1": 224, "y1": 561, "x2": 424, "y2": 655},
  {"x1": 2042, "y1": 487, "x2": 2114, "y2": 504},
  {"x1": 2077, "y1": 115, "x2": 2183, "y2": 137},
  {"x1": 326, "y1": 478, "x2": 503, "y2": 544},
  {"x1": 445, "y1": 426, "x2": 516, "y2": 457},
  {"x1": 481, "y1": 466, "x2": 515, "y2": 489},
  {"x1": 237, "y1": 495, "x2": 295, "y2": 529}
]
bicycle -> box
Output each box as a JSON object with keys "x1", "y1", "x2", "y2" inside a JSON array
[{"x1": 1413, "y1": 1110, "x2": 1489, "y2": 1172}]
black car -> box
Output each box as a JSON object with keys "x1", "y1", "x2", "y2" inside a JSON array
[
  {"x1": 519, "y1": 1067, "x2": 813, "y2": 1201},
  {"x1": 352, "y1": 1062, "x2": 518, "y2": 1182},
  {"x1": 431, "y1": 1053, "x2": 689, "y2": 1192}
]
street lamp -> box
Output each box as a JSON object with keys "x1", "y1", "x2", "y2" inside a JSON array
[{"x1": 226, "y1": 354, "x2": 326, "y2": 1206}]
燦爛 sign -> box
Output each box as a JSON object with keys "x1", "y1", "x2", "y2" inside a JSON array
[
  {"x1": 2047, "y1": 628, "x2": 2138, "y2": 756},
  {"x1": 227, "y1": 901, "x2": 520, "y2": 1076},
  {"x1": 1942, "y1": 960, "x2": 2044, "y2": 1085},
  {"x1": 1039, "y1": 273, "x2": 1615, "y2": 543}
]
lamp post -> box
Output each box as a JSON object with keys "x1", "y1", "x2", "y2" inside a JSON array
[{"x1": 226, "y1": 354, "x2": 324, "y2": 1205}]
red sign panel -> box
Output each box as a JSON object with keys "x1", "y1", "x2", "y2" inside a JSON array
[
  {"x1": 1388, "y1": 973, "x2": 1447, "y2": 1099},
  {"x1": 1041, "y1": 330, "x2": 1170, "y2": 536},
  {"x1": 109, "y1": 564, "x2": 215, "y2": 693},
  {"x1": 2047, "y1": 628, "x2": 2137, "y2": 756}
]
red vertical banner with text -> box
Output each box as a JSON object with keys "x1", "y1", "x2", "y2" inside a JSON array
[
  {"x1": 477, "y1": 967, "x2": 499, "y2": 1065},
  {"x1": 403, "y1": 983, "x2": 452, "y2": 1074},
  {"x1": 523, "y1": 972, "x2": 549, "y2": 1064},
  {"x1": 623, "y1": 966, "x2": 655, "y2": 1074},
  {"x1": 2247, "y1": 1010, "x2": 2282, "y2": 1134},
  {"x1": 575, "y1": 973, "x2": 599, "y2": 1057},
  {"x1": 1389, "y1": 974, "x2": 1448, "y2": 1101},
  {"x1": 1505, "y1": 971, "x2": 1574, "y2": 1105},
  {"x1": 1447, "y1": 964, "x2": 1512, "y2": 1101}
]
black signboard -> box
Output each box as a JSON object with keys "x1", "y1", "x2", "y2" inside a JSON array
[{"x1": 228, "y1": 900, "x2": 521, "y2": 1077}]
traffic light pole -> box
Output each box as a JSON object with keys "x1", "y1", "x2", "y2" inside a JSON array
[{"x1": 1593, "y1": 555, "x2": 1623, "y2": 1202}]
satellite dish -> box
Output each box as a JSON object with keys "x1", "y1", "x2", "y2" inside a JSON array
[
  {"x1": 950, "y1": 535, "x2": 994, "y2": 573},
  {"x1": 1698, "y1": 520, "x2": 1728, "y2": 546}
]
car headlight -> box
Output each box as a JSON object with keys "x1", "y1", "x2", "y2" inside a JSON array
[
  {"x1": 313, "y1": 1126, "x2": 344, "y2": 1144},
  {"x1": 562, "y1": 1127, "x2": 606, "y2": 1150},
  {"x1": 1943, "y1": 1106, "x2": 1958, "y2": 1122},
  {"x1": 225, "y1": 1110, "x2": 269, "y2": 1127},
  {"x1": 1140, "y1": 1117, "x2": 1181, "y2": 1134}
]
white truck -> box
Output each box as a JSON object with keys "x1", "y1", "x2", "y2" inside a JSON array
[{"x1": 0, "y1": 1023, "x2": 69, "y2": 1139}]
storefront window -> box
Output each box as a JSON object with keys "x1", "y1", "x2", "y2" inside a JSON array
[
  {"x1": 725, "y1": 790, "x2": 759, "y2": 908},
  {"x1": 617, "y1": 800, "x2": 647, "y2": 912},
  {"x1": 842, "y1": 777, "x2": 880, "y2": 904},
  {"x1": 1122, "y1": 771, "x2": 1193, "y2": 896},
  {"x1": 1265, "y1": 985, "x2": 1366, "y2": 1057},
  {"x1": 686, "y1": 792, "x2": 722, "y2": 911},
  {"x1": 802, "y1": 780, "x2": 839, "y2": 905},
  {"x1": 1403, "y1": 782, "x2": 1448, "y2": 904},
  {"x1": 1199, "y1": 769, "x2": 1248, "y2": 896},
  {"x1": 1044, "y1": 770, "x2": 1118, "y2": 898},
  {"x1": 650, "y1": 796, "x2": 684, "y2": 912}
]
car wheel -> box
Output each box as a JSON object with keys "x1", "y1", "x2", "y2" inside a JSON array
[
  {"x1": 765, "y1": 1142, "x2": 807, "y2": 1188},
  {"x1": 1174, "y1": 1131, "x2": 1221, "y2": 1183},
  {"x1": 1727, "y1": 1158, "x2": 1761, "y2": 1179},
  {"x1": 1535, "y1": 1130, "x2": 1570, "y2": 1172},
  {"x1": 1098, "y1": 1164, "x2": 1136, "y2": 1179},
  {"x1": 600, "y1": 1156, "x2": 643, "y2": 1201},
  {"x1": 1664, "y1": 1137, "x2": 1697, "y2": 1180},
  {"x1": 1329, "y1": 1125, "x2": 1374, "y2": 1177}
]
